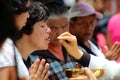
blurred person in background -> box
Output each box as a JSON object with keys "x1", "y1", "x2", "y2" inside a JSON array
[
  {"x1": 106, "y1": 0, "x2": 120, "y2": 62},
  {"x1": 92, "y1": 0, "x2": 120, "y2": 54},
  {"x1": 0, "y1": 0, "x2": 50, "y2": 80}
]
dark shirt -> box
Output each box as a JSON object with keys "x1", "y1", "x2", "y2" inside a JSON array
[{"x1": 28, "y1": 47, "x2": 84, "y2": 80}]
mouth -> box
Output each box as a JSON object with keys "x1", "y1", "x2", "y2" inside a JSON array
[
  {"x1": 46, "y1": 37, "x2": 51, "y2": 43},
  {"x1": 85, "y1": 33, "x2": 91, "y2": 36}
]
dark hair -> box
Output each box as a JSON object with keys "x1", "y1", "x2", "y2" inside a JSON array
[
  {"x1": 36, "y1": 0, "x2": 68, "y2": 17},
  {"x1": 4, "y1": 0, "x2": 30, "y2": 42},
  {"x1": 0, "y1": 0, "x2": 16, "y2": 46},
  {"x1": 20, "y1": 1, "x2": 49, "y2": 35},
  {"x1": 12, "y1": 0, "x2": 29, "y2": 14},
  {"x1": 10, "y1": 1, "x2": 49, "y2": 41}
]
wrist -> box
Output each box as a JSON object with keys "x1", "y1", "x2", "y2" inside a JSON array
[{"x1": 75, "y1": 49, "x2": 84, "y2": 60}]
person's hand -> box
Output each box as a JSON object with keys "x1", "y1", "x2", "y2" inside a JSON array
[
  {"x1": 84, "y1": 68, "x2": 97, "y2": 80},
  {"x1": 57, "y1": 32, "x2": 83, "y2": 59},
  {"x1": 104, "y1": 42, "x2": 120, "y2": 60},
  {"x1": 69, "y1": 68, "x2": 97, "y2": 80},
  {"x1": 29, "y1": 59, "x2": 50, "y2": 80}
]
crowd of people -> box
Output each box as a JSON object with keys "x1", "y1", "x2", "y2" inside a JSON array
[{"x1": 1, "y1": 0, "x2": 120, "y2": 80}]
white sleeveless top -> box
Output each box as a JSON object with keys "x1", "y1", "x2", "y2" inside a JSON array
[{"x1": 0, "y1": 38, "x2": 29, "y2": 80}]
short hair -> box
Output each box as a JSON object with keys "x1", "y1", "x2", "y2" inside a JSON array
[
  {"x1": 12, "y1": 2, "x2": 49, "y2": 41},
  {"x1": 35, "y1": 0, "x2": 69, "y2": 18},
  {"x1": 20, "y1": 1, "x2": 49, "y2": 35},
  {"x1": 48, "y1": 2, "x2": 68, "y2": 18}
]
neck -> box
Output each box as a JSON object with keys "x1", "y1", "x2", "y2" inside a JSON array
[
  {"x1": 15, "y1": 38, "x2": 35, "y2": 60},
  {"x1": 48, "y1": 43, "x2": 64, "y2": 61},
  {"x1": 78, "y1": 39, "x2": 90, "y2": 48},
  {"x1": 48, "y1": 44, "x2": 62, "y2": 53}
]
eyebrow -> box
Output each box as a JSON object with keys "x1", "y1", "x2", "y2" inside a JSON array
[{"x1": 61, "y1": 24, "x2": 69, "y2": 27}]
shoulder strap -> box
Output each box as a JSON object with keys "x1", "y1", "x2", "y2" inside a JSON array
[{"x1": 13, "y1": 43, "x2": 20, "y2": 80}]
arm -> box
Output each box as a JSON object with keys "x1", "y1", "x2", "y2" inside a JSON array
[
  {"x1": 58, "y1": 32, "x2": 120, "y2": 80},
  {"x1": 0, "y1": 67, "x2": 17, "y2": 80},
  {"x1": 0, "y1": 39, "x2": 17, "y2": 80}
]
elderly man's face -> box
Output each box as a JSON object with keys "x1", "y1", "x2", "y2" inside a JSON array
[
  {"x1": 70, "y1": 14, "x2": 97, "y2": 42},
  {"x1": 47, "y1": 16, "x2": 69, "y2": 45}
]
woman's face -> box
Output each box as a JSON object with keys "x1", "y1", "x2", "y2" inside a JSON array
[
  {"x1": 14, "y1": 1, "x2": 30, "y2": 30},
  {"x1": 27, "y1": 21, "x2": 51, "y2": 50}
]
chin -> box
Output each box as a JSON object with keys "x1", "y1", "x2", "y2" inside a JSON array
[{"x1": 43, "y1": 46, "x2": 49, "y2": 50}]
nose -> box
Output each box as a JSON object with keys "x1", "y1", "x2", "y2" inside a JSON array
[
  {"x1": 86, "y1": 22, "x2": 92, "y2": 30},
  {"x1": 46, "y1": 25, "x2": 51, "y2": 33},
  {"x1": 59, "y1": 28, "x2": 65, "y2": 34}
]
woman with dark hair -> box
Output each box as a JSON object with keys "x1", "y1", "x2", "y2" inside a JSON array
[
  {"x1": 0, "y1": 0, "x2": 50, "y2": 80},
  {"x1": 14, "y1": 1, "x2": 51, "y2": 79}
]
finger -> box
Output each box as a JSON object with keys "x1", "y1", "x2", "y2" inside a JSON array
[
  {"x1": 59, "y1": 39, "x2": 70, "y2": 48},
  {"x1": 111, "y1": 43, "x2": 120, "y2": 57},
  {"x1": 107, "y1": 42, "x2": 120, "y2": 58},
  {"x1": 30, "y1": 58, "x2": 40, "y2": 74},
  {"x1": 111, "y1": 55, "x2": 119, "y2": 60},
  {"x1": 40, "y1": 63, "x2": 50, "y2": 80},
  {"x1": 84, "y1": 68, "x2": 97, "y2": 80},
  {"x1": 115, "y1": 42, "x2": 120, "y2": 54},
  {"x1": 103, "y1": 45, "x2": 108, "y2": 54},
  {"x1": 111, "y1": 42, "x2": 119, "y2": 52},
  {"x1": 110, "y1": 42, "x2": 118, "y2": 50},
  {"x1": 43, "y1": 71, "x2": 50, "y2": 80},
  {"x1": 37, "y1": 59, "x2": 46, "y2": 77},
  {"x1": 58, "y1": 35, "x2": 76, "y2": 42},
  {"x1": 58, "y1": 32, "x2": 72, "y2": 37}
]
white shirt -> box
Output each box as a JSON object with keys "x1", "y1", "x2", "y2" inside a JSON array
[
  {"x1": 89, "y1": 55, "x2": 120, "y2": 80},
  {"x1": 77, "y1": 40, "x2": 120, "y2": 80},
  {"x1": 88, "y1": 40, "x2": 105, "y2": 57},
  {"x1": 78, "y1": 40, "x2": 105, "y2": 57},
  {"x1": 79, "y1": 41, "x2": 120, "y2": 80},
  {"x1": 0, "y1": 38, "x2": 29, "y2": 80}
]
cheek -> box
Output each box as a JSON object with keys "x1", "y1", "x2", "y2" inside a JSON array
[
  {"x1": 64, "y1": 27, "x2": 69, "y2": 32},
  {"x1": 50, "y1": 32, "x2": 57, "y2": 40},
  {"x1": 37, "y1": 30, "x2": 47, "y2": 43},
  {"x1": 32, "y1": 29, "x2": 46, "y2": 41},
  {"x1": 39, "y1": 30, "x2": 46, "y2": 36}
]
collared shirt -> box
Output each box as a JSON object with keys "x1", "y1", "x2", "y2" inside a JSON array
[{"x1": 28, "y1": 47, "x2": 81, "y2": 80}]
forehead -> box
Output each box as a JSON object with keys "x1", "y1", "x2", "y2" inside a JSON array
[
  {"x1": 47, "y1": 16, "x2": 68, "y2": 27},
  {"x1": 77, "y1": 14, "x2": 96, "y2": 21}
]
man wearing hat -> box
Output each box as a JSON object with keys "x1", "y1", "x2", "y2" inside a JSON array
[
  {"x1": 68, "y1": 2, "x2": 120, "y2": 80},
  {"x1": 68, "y1": 2, "x2": 120, "y2": 61},
  {"x1": 68, "y1": 2, "x2": 105, "y2": 59}
]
